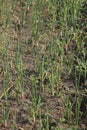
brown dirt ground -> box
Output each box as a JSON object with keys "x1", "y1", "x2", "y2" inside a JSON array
[{"x1": 0, "y1": 1, "x2": 87, "y2": 130}]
